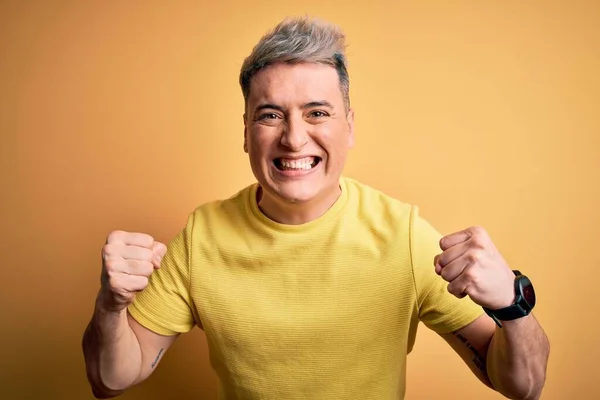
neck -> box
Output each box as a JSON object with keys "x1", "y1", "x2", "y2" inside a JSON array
[{"x1": 256, "y1": 185, "x2": 342, "y2": 225}]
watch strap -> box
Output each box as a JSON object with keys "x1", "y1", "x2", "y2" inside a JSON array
[{"x1": 483, "y1": 270, "x2": 530, "y2": 328}]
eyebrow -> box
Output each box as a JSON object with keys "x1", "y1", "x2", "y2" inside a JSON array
[
  {"x1": 254, "y1": 100, "x2": 335, "y2": 113},
  {"x1": 255, "y1": 103, "x2": 285, "y2": 113},
  {"x1": 302, "y1": 100, "x2": 334, "y2": 109}
]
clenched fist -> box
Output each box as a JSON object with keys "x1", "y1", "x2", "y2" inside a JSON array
[
  {"x1": 99, "y1": 230, "x2": 167, "y2": 313},
  {"x1": 434, "y1": 226, "x2": 516, "y2": 310}
]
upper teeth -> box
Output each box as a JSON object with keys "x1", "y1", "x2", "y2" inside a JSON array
[{"x1": 281, "y1": 157, "x2": 315, "y2": 170}]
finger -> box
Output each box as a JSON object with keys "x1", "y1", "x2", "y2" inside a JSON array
[
  {"x1": 439, "y1": 227, "x2": 475, "y2": 251},
  {"x1": 103, "y1": 257, "x2": 153, "y2": 276},
  {"x1": 106, "y1": 230, "x2": 155, "y2": 248},
  {"x1": 434, "y1": 254, "x2": 445, "y2": 275},
  {"x1": 126, "y1": 259, "x2": 154, "y2": 277},
  {"x1": 439, "y1": 255, "x2": 470, "y2": 282},
  {"x1": 447, "y1": 274, "x2": 469, "y2": 298},
  {"x1": 152, "y1": 242, "x2": 167, "y2": 269},
  {"x1": 104, "y1": 243, "x2": 154, "y2": 262},
  {"x1": 121, "y1": 245, "x2": 154, "y2": 261},
  {"x1": 436, "y1": 241, "x2": 470, "y2": 273},
  {"x1": 122, "y1": 274, "x2": 150, "y2": 292}
]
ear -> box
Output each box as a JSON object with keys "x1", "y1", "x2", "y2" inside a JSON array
[
  {"x1": 346, "y1": 108, "x2": 355, "y2": 149},
  {"x1": 243, "y1": 113, "x2": 248, "y2": 153}
]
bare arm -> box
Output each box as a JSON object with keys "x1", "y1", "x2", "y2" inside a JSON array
[
  {"x1": 82, "y1": 291, "x2": 178, "y2": 398},
  {"x1": 440, "y1": 315, "x2": 495, "y2": 390},
  {"x1": 441, "y1": 313, "x2": 550, "y2": 400},
  {"x1": 435, "y1": 226, "x2": 550, "y2": 399},
  {"x1": 82, "y1": 230, "x2": 176, "y2": 398},
  {"x1": 486, "y1": 313, "x2": 550, "y2": 399}
]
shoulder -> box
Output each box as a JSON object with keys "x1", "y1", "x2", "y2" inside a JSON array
[
  {"x1": 188, "y1": 182, "x2": 256, "y2": 223},
  {"x1": 342, "y1": 176, "x2": 443, "y2": 247},
  {"x1": 341, "y1": 176, "x2": 426, "y2": 248},
  {"x1": 343, "y1": 176, "x2": 415, "y2": 222},
  {"x1": 168, "y1": 182, "x2": 258, "y2": 257},
  {"x1": 163, "y1": 183, "x2": 258, "y2": 247}
]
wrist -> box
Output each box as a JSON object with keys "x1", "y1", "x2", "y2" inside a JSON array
[
  {"x1": 493, "y1": 283, "x2": 517, "y2": 310},
  {"x1": 483, "y1": 270, "x2": 536, "y2": 328},
  {"x1": 91, "y1": 296, "x2": 130, "y2": 343},
  {"x1": 95, "y1": 289, "x2": 128, "y2": 316}
]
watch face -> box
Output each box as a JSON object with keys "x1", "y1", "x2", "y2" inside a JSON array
[{"x1": 519, "y1": 277, "x2": 536, "y2": 308}]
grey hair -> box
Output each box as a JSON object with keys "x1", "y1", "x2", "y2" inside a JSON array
[{"x1": 239, "y1": 16, "x2": 350, "y2": 113}]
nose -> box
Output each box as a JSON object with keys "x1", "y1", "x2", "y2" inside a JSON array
[{"x1": 279, "y1": 115, "x2": 308, "y2": 151}]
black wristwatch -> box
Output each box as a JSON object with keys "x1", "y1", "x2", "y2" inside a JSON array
[{"x1": 483, "y1": 270, "x2": 536, "y2": 328}]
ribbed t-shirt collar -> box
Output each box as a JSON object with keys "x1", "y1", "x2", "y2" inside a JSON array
[{"x1": 246, "y1": 177, "x2": 349, "y2": 233}]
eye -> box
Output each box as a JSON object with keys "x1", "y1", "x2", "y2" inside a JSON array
[
  {"x1": 308, "y1": 110, "x2": 329, "y2": 118},
  {"x1": 258, "y1": 113, "x2": 279, "y2": 120}
]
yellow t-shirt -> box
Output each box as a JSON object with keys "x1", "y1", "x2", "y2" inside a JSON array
[{"x1": 128, "y1": 176, "x2": 484, "y2": 399}]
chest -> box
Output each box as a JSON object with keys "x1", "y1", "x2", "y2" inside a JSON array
[{"x1": 190, "y1": 232, "x2": 416, "y2": 349}]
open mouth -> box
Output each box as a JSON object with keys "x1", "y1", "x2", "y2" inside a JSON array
[{"x1": 273, "y1": 156, "x2": 321, "y2": 171}]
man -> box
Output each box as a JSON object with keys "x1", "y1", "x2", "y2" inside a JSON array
[{"x1": 82, "y1": 16, "x2": 550, "y2": 400}]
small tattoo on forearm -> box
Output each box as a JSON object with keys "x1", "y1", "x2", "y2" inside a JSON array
[
  {"x1": 455, "y1": 333, "x2": 486, "y2": 372},
  {"x1": 151, "y1": 348, "x2": 164, "y2": 368}
]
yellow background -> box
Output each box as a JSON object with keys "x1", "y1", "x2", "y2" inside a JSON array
[{"x1": 1, "y1": 1, "x2": 598, "y2": 399}]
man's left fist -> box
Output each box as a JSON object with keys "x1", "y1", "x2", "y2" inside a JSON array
[{"x1": 434, "y1": 226, "x2": 517, "y2": 310}]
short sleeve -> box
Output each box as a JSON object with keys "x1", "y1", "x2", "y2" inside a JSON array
[
  {"x1": 409, "y1": 207, "x2": 484, "y2": 334},
  {"x1": 128, "y1": 214, "x2": 197, "y2": 336}
]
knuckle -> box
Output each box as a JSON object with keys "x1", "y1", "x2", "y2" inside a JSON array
[
  {"x1": 470, "y1": 226, "x2": 484, "y2": 235},
  {"x1": 438, "y1": 254, "x2": 448, "y2": 267},
  {"x1": 463, "y1": 267, "x2": 476, "y2": 280},
  {"x1": 466, "y1": 249, "x2": 482, "y2": 264},
  {"x1": 448, "y1": 281, "x2": 469, "y2": 298},
  {"x1": 102, "y1": 243, "x2": 116, "y2": 257},
  {"x1": 447, "y1": 283, "x2": 459, "y2": 296},
  {"x1": 106, "y1": 230, "x2": 125, "y2": 244},
  {"x1": 104, "y1": 258, "x2": 119, "y2": 273},
  {"x1": 470, "y1": 226, "x2": 488, "y2": 240},
  {"x1": 470, "y1": 236, "x2": 486, "y2": 249},
  {"x1": 439, "y1": 237, "x2": 446, "y2": 249},
  {"x1": 462, "y1": 268, "x2": 479, "y2": 285},
  {"x1": 137, "y1": 233, "x2": 155, "y2": 248},
  {"x1": 107, "y1": 275, "x2": 122, "y2": 291},
  {"x1": 440, "y1": 266, "x2": 451, "y2": 281}
]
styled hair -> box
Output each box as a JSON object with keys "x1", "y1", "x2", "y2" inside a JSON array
[{"x1": 239, "y1": 16, "x2": 350, "y2": 112}]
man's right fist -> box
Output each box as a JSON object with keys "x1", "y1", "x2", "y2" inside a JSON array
[{"x1": 99, "y1": 230, "x2": 167, "y2": 313}]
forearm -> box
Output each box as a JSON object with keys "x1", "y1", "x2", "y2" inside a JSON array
[
  {"x1": 82, "y1": 294, "x2": 143, "y2": 398},
  {"x1": 487, "y1": 314, "x2": 550, "y2": 400}
]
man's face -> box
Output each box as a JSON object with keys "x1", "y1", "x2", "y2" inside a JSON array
[{"x1": 243, "y1": 62, "x2": 355, "y2": 208}]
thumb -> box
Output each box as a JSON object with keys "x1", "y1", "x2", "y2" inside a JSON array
[{"x1": 152, "y1": 241, "x2": 167, "y2": 269}]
